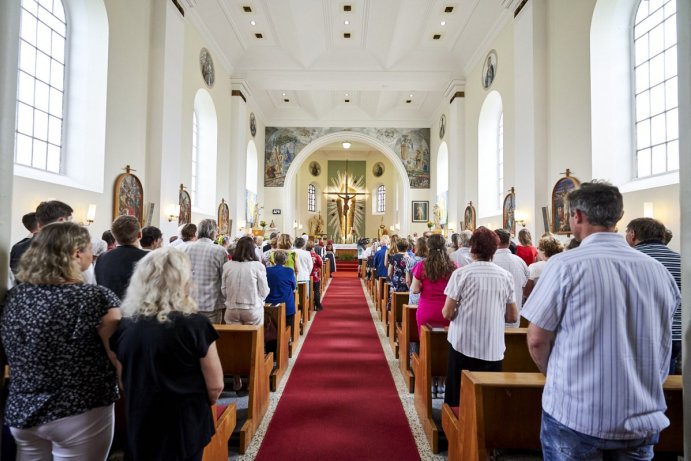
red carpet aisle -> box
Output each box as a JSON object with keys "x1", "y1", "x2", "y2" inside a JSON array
[{"x1": 255, "y1": 278, "x2": 420, "y2": 461}]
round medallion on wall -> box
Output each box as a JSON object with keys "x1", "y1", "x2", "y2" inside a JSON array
[
  {"x1": 482, "y1": 49, "x2": 498, "y2": 90},
  {"x1": 199, "y1": 48, "x2": 215, "y2": 88},
  {"x1": 439, "y1": 114, "x2": 446, "y2": 140},
  {"x1": 309, "y1": 161, "x2": 321, "y2": 177},
  {"x1": 249, "y1": 112, "x2": 257, "y2": 137},
  {"x1": 372, "y1": 162, "x2": 385, "y2": 177}
]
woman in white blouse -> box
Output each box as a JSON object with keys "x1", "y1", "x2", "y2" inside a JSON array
[
  {"x1": 523, "y1": 235, "x2": 564, "y2": 300},
  {"x1": 222, "y1": 236, "x2": 270, "y2": 326}
]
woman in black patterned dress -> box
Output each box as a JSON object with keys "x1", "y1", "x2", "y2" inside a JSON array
[{"x1": 0, "y1": 222, "x2": 121, "y2": 460}]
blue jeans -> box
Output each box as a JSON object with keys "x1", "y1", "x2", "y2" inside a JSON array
[{"x1": 541, "y1": 412, "x2": 658, "y2": 461}]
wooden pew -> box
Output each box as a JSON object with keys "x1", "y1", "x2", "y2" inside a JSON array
[
  {"x1": 324, "y1": 257, "x2": 332, "y2": 281},
  {"x1": 388, "y1": 293, "x2": 410, "y2": 358},
  {"x1": 202, "y1": 403, "x2": 237, "y2": 461},
  {"x1": 442, "y1": 372, "x2": 684, "y2": 461},
  {"x1": 297, "y1": 282, "x2": 310, "y2": 330},
  {"x1": 264, "y1": 303, "x2": 290, "y2": 391},
  {"x1": 308, "y1": 279, "x2": 314, "y2": 320},
  {"x1": 288, "y1": 307, "x2": 301, "y2": 358},
  {"x1": 503, "y1": 328, "x2": 539, "y2": 372},
  {"x1": 412, "y1": 324, "x2": 449, "y2": 453},
  {"x1": 360, "y1": 259, "x2": 367, "y2": 278},
  {"x1": 397, "y1": 304, "x2": 418, "y2": 392},
  {"x1": 376, "y1": 276, "x2": 386, "y2": 311},
  {"x1": 214, "y1": 325, "x2": 273, "y2": 454},
  {"x1": 380, "y1": 282, "x2": 391, "y2": 327}
]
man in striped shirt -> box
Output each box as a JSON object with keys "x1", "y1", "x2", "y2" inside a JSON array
[
  {"x1": 625, "y1": 217, "x2": 682, "y2": 374},
  {"x1": 493, "y1": 228, "x2": 529, "y2": 327},
  {"x1": 522, "y1": 181, "x2": 680, "y2": 460}
]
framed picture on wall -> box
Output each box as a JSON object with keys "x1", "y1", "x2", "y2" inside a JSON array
[
  {"x1": 412, "y1": 201, "x2": 429, "y2": 223},
  {"x1": 113, "y1": 165, "x2": 144, "y2": 225},
  {"x1": 463, "y1": 201, "x2": 476, "y2": 231},
  {"x1": 551, "y1": 169, "x2": 580, "y2": 235},
  {"x1": 178, "y1": 184, "x2": 191, "y2": 225},
  {"x1": 217, "y1": 198, "x2": 230, "y2": 235},
  {"x1": 502, "y1": 187, "x2": 516, "y2": 236}
]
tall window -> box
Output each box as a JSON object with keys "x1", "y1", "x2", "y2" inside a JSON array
[
  {"x1": 377, "y1": 185, "x2": 386, "y2": 213},
  {"x1": 497, "y1": 113, "x2": 504, "y2": 208},
  {"x1": 191, "y1": 112, "x2": 199, "y2": 206},
  {"x1": 634, "y1": 0, "x2": 678, "y2": 178},
  {"x1": 307, "y1": 184, "x2": 316, "y2": 212},
  {"x1": 15, "y1": 0, "x2": 67, "y2": 173}
]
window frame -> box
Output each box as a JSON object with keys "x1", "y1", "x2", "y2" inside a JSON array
[{"x1": 307, "y1": 183, "x2": 317, "y2": 212}]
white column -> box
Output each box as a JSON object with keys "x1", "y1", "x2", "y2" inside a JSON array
[
  {"x1": 446, "y1": 88, "x2": 466, "y2": 232},
  {"x1": 513, "y1": 0, "x2": 549, "y2": 237},
  {"x1": 677, "y1": 0, "x2": 691, "y2": 455},
  {"x1": 229, "y1": 84, "x2": 248, "y2": 231},
  {"x1": 145, "y1": 0, "x2": 185, "y2": 233}
]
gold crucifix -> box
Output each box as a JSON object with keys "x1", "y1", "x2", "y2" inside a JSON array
[{"x1": 323, "y1": 160, "x2": 368, "y2": 241}]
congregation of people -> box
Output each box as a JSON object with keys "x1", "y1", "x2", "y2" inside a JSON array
[{"x1": 0, "y1": 179, "x2": 684, "y2": 460}]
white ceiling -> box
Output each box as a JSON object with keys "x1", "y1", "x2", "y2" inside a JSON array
[{"x1": 185, "y1": 0, "x2": 520, "y2": 126}]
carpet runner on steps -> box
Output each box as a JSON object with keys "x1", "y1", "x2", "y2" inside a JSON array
[{"x1": 255, "y1": 278, "x2": 420, "y2": 461}]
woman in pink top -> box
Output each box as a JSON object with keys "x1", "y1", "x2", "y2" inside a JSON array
[{"x1": 410, "y1": 234, "x2": 457, "y2": 336}]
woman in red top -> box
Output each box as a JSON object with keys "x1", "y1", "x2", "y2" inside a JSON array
[{"x1": 515, "y1": 228, "x2": 538, "y2": 266}]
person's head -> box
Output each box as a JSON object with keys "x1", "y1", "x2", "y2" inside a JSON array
[
  {"x1": 277, "y1": 234, "x2": 292, "y2": 250},
  {"x1": 294, "y1": 237, "x2": 306, "y2": 249},
  {"x1": 102, "y1": 230, "x2": 116, "y2": 250},
  {"x1": 22, "y1": 212, "x2": 38, "y2": 234},
  {"x1": 269, "y1": 232, "x2": 279, "y2": 241},
  {"x1": 380, "y1": 235, "x2": 390, "y2": 247},
  {"x1": 273, "y1": 249, "x2": 288, "y2": 266},
  {"x1": 450, "y1": 233, "x2": 461, "y2": 250},
  {"x1": 197, "y1": 219, "x2": 218, "y2": 240},
  {"x1": 470, "y1": 227, "x2": 499, "y2": 261},
  {"x1": 494, "y1": 228, "x2": 511, "y2": 248},
  {"x1": 140, "y1": 226, "x2": 163, "y2": 249},
  {"x1": 537, "y1": 235, "x2": 564, "y2": 259},
  {"x1": 111, "y1": 215, "x2": 141, "y2": 246},
  {"x1": 254, "y1": 235, "x2": 264, "y2": 247},
  {"x1": 458, "y1": 230, "x2": 472, "y2": 248},
  {"x1": 121, "y1": 248, "x2": 197, "y2": 323},
  {"x1": 169, "y1": 235, "x2": 179, "y2": 244},
  {"x1": 625, "y1": 217, "x2": 667, "y2": 246},
  {"x1": 663, "y1": 228, "x2": 673, "y2": 245},
  {"x1": 181, "y1": 223, "x2": 197, "y2": 242},
  {"x1": 518, "y1": 228, "x2": 533, "y2": 246},
  {"x1": 396, "y1": 239, "x2": 409, "y2": 252},
  {"x1": 424, "y1": 234, "x2": 455, "y2": 281},
  {"x1": 270, "y1": 237, "x2": 278, "y2": 249},
  {"x1": 305, "y1": 241, "x2": 315, "y2": 252},
  {"x1": 35, "y1": 200, "x2": 73, "y2": 228},
  {"x1": 566, "y1": 181, "x2": 623, "y2": 239},
  {"x1": 91, "y1": 238, "x2": 108, "y2": 260},
  {"x1": 388, "y1": 235, "x2": 400, "y2": 255},
  {"x1": 414, "y1": 237, "x2": 428, "y2": 258},
  {"x1": 232, "y1": 236, "x2": 259, "y2": 262},
  {"x1": 565, "y1": 238, "x2": 581, "y2": 250},
  {"x1": 17, "y1": 222, "x2": 91, "y2": 284}
]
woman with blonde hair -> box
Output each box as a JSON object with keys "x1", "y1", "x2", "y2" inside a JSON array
[
  {"x1": 223, "y1": 236, "x2": 270, "y2": 326},
  {"x1": 405, "y1": 237, "x2": 428, "y2": 305},
  {"x1": 109, "y1": 247, "x2": 224, "y2": 461},
  {"x1": 515, "y1": 228, "x2": 538, "y2": 266},
  {"x1": 266, "y1": 233, "x2": 298, "y2": 274},
  {"x1": 1, "y1": 222, "x2": 121, "y2": 460}
]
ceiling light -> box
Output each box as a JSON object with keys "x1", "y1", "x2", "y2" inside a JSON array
[
  {"x1": 342, "y1": 142, "x2": 351, "y2": 149},
  {"x1": 344, "y1": 20, "x2": 350, "y2": 25},
  {"x1": 441, "y1": 21, "x2": 446, "y2": 26},
  {"x1": 250, "y1": 20, "x2": 256, "y2": 26},
  {"x1": 345, "y1": 93, "x2": 349, "y2": 96},
  {"x1": 282, "y1": 93, "x2": 286, "y2": 96},
  {"x1": 409, "y1": 93, "x2": 413, "y2": 98}
]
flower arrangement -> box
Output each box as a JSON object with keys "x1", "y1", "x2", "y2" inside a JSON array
[
  {"x1": 427, "y1": 221, "x2": 433, "y2": 229},
  {"x1": 260, "y1": 220, "x2": 267, "y2": 228}
]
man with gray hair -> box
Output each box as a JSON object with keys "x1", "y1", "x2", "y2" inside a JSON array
[
  {"x1": 523, "y1": 181, "x2": 680, "y2": 459},
  {"x1": 450, "y1": 230, "x2": 473, "y2": 267},
  {"x1": 184, "y1": 219, "x2": 228, "y2": 323}
]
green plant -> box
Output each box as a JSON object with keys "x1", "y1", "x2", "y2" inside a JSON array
[{"x1": 338, "y1": 254, "x2": 356, "y2": 261}]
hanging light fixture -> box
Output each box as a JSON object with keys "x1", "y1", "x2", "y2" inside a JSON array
[{"x1": 342, "y1": 142, "x2": 351, "y2": 149}]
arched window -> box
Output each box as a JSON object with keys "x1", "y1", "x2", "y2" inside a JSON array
[
  {"x1": 12, "y1": 0, "x2": 108, "y2": 192},
  {"x1": 15, "y1": 0, "x2": 67, "y2": 173},
  {"x1": 191, "y1": 111, "x2": 199, "y2": 206},
  {"x1": 307, "y1": 184, "x2": 316, "y2": 212},
  {"x1": 478, "y1": 91, "x2": 503, "y2": 217},
  {"x1": 377, "y1": 185, "x2": 386, "y2": 213},
  {"x1": 245, "y1": 140, "x2": 258, "y2": 226},
  {"x1": 193, "y1": 89, "x2": 217, "y2": 214},
  {"x1": 633, "y1": 0, "x2": 678, "y2": 178}
]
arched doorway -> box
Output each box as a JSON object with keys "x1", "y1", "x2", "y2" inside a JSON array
[{"x1": 283, "y1": 131, "x2": 411, "y2": 237}]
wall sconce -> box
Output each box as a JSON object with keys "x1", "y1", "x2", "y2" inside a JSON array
[
  {"x1": 342, "y1": 141, "x2": 351, "y2": 149},
  {"x1": 293, "y1": 220, "x2": 298, "y2": 229},
  {"x1": 643, "y1": 202, "x2": 654, "y2": 218},
  {"x1": 514, "y1": 211, "x2": 528, "y2": 228},
  {"x1": 299, "y1": 224, "x2": 304, "y2": 230},
  {"x1": 389, "y1": 225, "x2": 395, "y2": 231},
  {"x1": 395, "y1": 223, "x2": 401, "y2": 231},
  {"x1": 166, "y1": 204, "x2": 180, "y2": 222},
  {"x1": 85, "y1": 204, "x2": 96, "y2": 226}
]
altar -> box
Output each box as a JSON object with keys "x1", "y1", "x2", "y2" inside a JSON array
[{"x1": 333, "y1": 243, "x2": 358, "y2": 259}]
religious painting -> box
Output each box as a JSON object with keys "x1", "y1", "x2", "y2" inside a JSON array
[
  {"x1": 178, "y1": 185, "x2": 191, "y2": 225},
  {"x1": 412, "y1": 201, "x2": 429, "y2": 223},
  {"x1": 372, "y1": 162, "x2": 384, "y2": 177},
  {"x1": 439, "y1": 114, "x2": 446, "y2": 140},
  {"x1": 309, "y1": 161, "x2": 321, "y2": 177},
  {"x1": 502, "y1": 188, "x2": 516, "y2": 236},
  {"x1": 264, "y1": 127, "x2": 430, "y2": 188},
  {"x1": 113, "y1": 165, "x2": 144, "y2": 225},
  {"x1": 217, "y1": 198, "x2": 230, "y2": 235},
  {"x1": 463, "y1": 201, "x2": 476, "y2": 231},
  {"x1": 249, "y1": 112, "x2": 257, "y2": 137},
  {"x1": 326, "y1": 160, "x2": 366, "y2": 242},
  {"x1": 552, "y1": 171, "x2": 581, "y2": 235},
  {"x1": 482, "y1": 49, "x2": 498, "y2": 90}
]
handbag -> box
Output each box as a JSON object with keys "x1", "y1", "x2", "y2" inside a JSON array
[{"x1": 264, "y1": 311, "x2": 278, "y2": 343}]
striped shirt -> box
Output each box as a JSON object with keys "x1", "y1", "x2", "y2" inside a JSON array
[
  {"x1": 635, "y1": 241, "x2": 682, "y2": 342},
  {"x1": 522, "y1": 232, "x2": 680, "y2": 440},
  {"x1": 183, "y1": 238, "x2": 228, "y2": 312},
  {"x1": 450, "y1": 247, "x2": 473, "y2": 268},
  {"x1": 492, "y1": 248, "x2": 529, "y2": 327},
  {"x1": 444, "y1": 262, "x2": 515, "y2": 361}
]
